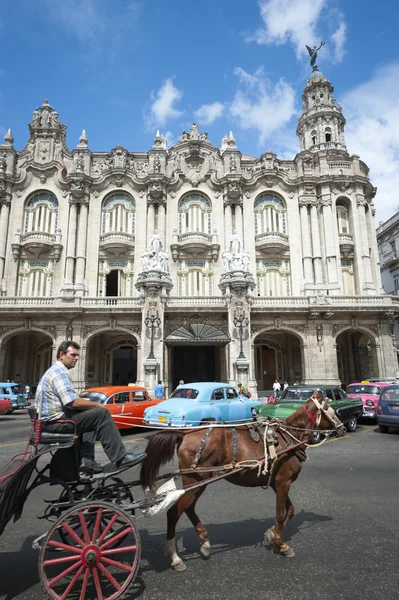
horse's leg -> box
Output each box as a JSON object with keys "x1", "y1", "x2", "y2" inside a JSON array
[
  {"x1": 264, "y1": 494, "x2": 294, "y2": 546},
  {"x1": 273, "y1": 482, "x2": 295, "y2": 557},
  {"x1": 165, "y1": 489, "x2": 204, "y2": 571},
  {"x1": 184, "y1": 487, "x2": 211, "y2": 558}
]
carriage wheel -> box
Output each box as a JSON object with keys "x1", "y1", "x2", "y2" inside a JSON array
[{"x1": 39, "y1": 500, "x2": 141, "y2": 600}]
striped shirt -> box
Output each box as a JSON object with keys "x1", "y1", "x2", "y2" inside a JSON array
[{"x1": 35, "y1": 361, "x2": 79, "y2": 421}]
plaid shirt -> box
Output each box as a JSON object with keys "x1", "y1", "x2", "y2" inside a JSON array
[{"x1": 35, "y1": 361, "x2": 79, "y2": 421}]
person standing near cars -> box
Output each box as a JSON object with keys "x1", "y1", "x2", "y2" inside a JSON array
[
  {"x1": 154, "y1": 380, "x2": 165, "y2": 399},
  {"x1": 273, "y1": 379, "x2": 281, "y2": 399}
]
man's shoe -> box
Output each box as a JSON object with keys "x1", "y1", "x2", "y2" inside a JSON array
[
  {"x1": 79, "y1": 457, "x2": 103, "y2": 475},
  {"x1": 116, "y1": 450, "x2": 146, "y2": 469}
]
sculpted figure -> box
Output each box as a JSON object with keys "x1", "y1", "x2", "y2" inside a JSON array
[
  {"x1": 150, "y1": 230, "x2": 163, "y2": 254},
  {"x1": 140, "y1": 250, "x2": 150, "y2": 272},
  {"x1": 222, "y1": 251, "x2": 232, "y2": 272},
  {"x1": 306, "y1": 41, "x2": 325, "y2": 68},
  {"x1": 229, "y1": 230, "x2": 241, "y2": 256}
]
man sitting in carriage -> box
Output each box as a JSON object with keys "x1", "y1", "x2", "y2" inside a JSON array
[{"x1": 34, "y1": 340, "x2": 146, "y2": 476}]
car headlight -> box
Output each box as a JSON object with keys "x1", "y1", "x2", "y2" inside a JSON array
[
  {"x1": 366, "y1": 400, "x2": 373, "y2": 407},
  {"x1": 251, "y1": 408, "x2": 258, "y2": 416}
]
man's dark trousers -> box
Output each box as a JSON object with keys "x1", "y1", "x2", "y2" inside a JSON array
[{"x1": 44, "y1": 408, "x2": 126, "y2": 464}]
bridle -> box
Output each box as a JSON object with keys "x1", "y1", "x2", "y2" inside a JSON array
[{"x1": 303, "y1": 395, "x2": 342, "y2": 432}]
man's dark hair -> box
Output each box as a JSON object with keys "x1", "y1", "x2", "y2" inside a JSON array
[
  {"x1": 158, "y1": 380, "x2": 162, "y2": 385},
  {"x1": 57, "y1": 340, "x2": 81, "y2": 359}
]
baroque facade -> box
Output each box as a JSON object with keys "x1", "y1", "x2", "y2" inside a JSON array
[
  {"x1": 1, "y1": 65, "x2": 399, "y2": 396},
  {"x1": 376, "y1": 212, "x2": 399, "y2": 353}
]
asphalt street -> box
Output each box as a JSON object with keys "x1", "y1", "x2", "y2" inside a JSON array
[{"x1": 0, "y1": 411, "x2": 398, "y2": 600}]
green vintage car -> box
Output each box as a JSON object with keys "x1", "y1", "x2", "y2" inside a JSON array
[{"x1": 256, "y1": 385, "x2": 364, "y2": 443}]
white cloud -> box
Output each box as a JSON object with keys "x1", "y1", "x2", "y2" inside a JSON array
[
  {"x1": 247, "y1": 0, "x2": 346, "y2": 63},
  {"x1": 229, "y1": 67, "x2": 296, "y2": 147},
  {"x1": 194, "y1": 102, "x2": 224, "y2": 125},
  {"x1": 146, "y1": 78, "x2": 183, "y2": 129},
  {"x1": 342, "y1": 63, "x2": 399, "y2": 222}
]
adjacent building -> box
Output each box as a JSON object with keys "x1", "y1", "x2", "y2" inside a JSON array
[{"x1": 1, "y1": 63, "x2": 398, "y2": 396}]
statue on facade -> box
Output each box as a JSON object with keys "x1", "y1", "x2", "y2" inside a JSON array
[
  {"x1": 150, "y1": 230, "x2": 163, "y2": 254},
  {"x1": 306, "y1": 41, "x2": 325, "y2": 69},
  {"x1": 229, "y1": 230, "x2": 242, "y2": 256}
]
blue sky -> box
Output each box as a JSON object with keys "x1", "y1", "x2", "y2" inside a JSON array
[{"x1": 1, "y1": 0, "x2": 399, "y2": 221}]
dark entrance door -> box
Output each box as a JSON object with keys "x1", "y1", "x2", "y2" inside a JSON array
[
  {"x1": 173, "y1": 346, "x2": 216, "y2": 389},
  {"x1": 112, "y1": 346, "x2": 137, "y2": 385}
]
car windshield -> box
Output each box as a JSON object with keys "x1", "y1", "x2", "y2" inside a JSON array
[
  {"x1": 169, "y1": 388, "x2": 199, "y2": 399},
  {"x1": 347, "y1": 385, "x2": 380, "y2": 395},
  {"x1": 281, "y1": 388, "x2": 314, "y2": 402},
  {"x1": 80, "y1": 391, "x2": 108, "y2": 404}
]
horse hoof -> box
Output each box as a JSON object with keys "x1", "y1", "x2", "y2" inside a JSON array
[
  {"x1": 172, "y1": 561, "x2": 187, "y2": 572},
  {"x1": 200, "y1": 542, "x2": 211, "y2": 558},
  {"x1": 281, "y1": 546, "x2": 295, "y2": 557},
  {"x1": 264, "y1": 529, "x2": 275, "y2": 545}
]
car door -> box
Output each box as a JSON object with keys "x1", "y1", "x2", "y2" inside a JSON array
[
  {"x1": 210, "y1": 388, "x2": 229, "y2": 422},
  {"x1": 112, "y1": 392, "x2": 131, "y2": 429},
  {"x1": 226, "y1": 387, "x2": 247, "y2": 422},
  {"x1": 332, "y1": 387, "x2": 353, "y2": 423},
  {"x1": 131, "y1": 390, "x2": 160, "y2": 425}
]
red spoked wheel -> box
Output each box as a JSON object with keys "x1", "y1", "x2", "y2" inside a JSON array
[{"x1": 39, "y1": 500, "x2": 141, "y2": 600}]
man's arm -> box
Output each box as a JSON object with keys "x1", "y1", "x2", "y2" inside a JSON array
[{"x1": 65, "y1": 398, "x2": 106, "y2": 411}]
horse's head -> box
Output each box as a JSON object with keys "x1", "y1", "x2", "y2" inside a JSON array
[{"x1": 303, "y1": 389, "x2": 345, "y2": 437}]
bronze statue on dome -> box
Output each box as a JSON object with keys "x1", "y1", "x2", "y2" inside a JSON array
[{"x1": 306, "y1": 41, "x2": 325, "y2": 69}]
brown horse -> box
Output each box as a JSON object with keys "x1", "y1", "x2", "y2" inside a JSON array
[{"x1": 140, "y1": 392, "x2": 344, "y2": 571}]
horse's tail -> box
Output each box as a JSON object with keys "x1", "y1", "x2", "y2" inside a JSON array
[{"x1": 140, "y1": 430, "x2": 183, "y2": 490}]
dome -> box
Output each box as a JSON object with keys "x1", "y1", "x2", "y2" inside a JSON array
[{"x1": 307, "y1": 68, "x2": 326, "y2": 83}]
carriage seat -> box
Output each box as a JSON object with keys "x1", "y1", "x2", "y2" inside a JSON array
[{"x1": 28, "y1": 406, "x2": 76, "y2": 446}]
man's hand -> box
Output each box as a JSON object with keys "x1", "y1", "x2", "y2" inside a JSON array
[{"x1": 68, "y1": 398, "x2": 106, "y2": 411}]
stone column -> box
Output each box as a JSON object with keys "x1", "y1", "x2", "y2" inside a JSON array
[
  {"x1": 146, "y1": 203, "x2": 156, "y2": 246},
  {"x1": 299, "y1": 201, "x2": 313, "y2": 285},
  {"x1": 321, "y1": 195, "x2": 338, "y2": 285},
  {"x1": 224, "y1": 203, "x2": 233, "y2": 244},
  {"x1": 234, "y1": 204, "x2": 243, "y2": 243},
  {"x1": 356, "y1": 195, "x2": 374, "y2": 293},
  {"x1": 157, "y1": 202, "x2": 166, "y2": 242},
  {"x1": 0, "y1": 198, "x2": 10, "y2": 286},
  {"x1": 310, "y1": 202, "x2": 323, "y2": 284},
  {"x1": 75, "y1": 202, "x2": 88, "y2": 293},
  {"x1": 65, "y1": 201, "x2": 78, "y2": 285}
]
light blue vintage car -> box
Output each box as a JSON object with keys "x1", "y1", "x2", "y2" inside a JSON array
[{"x1": 143, "y1": 382, "x2": 261, "y2": 427}]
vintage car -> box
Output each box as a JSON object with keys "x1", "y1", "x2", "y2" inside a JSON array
[
  {"x1": 80, "y1": 385, "x2": 162, "y2": 429},
  {"x1": 143, "y1": 382, "x2": 262, "y2": 427},
  {"x1": 0, "y1": 396, "x2": 13, "y2": 415},
  {"x1": 255, "y1": 385, "x2": 363, "y2": 443},
  {"x1": 376, "y1": 385, "x2": 399, "y2": 433},
  {"x1": 0, "y1": 383, "x2": 30, "y2": 412},
  {"x1": 346, "y1": 381, "x2": 392, "y2": 419}
]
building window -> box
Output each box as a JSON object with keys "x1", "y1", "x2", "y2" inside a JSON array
[
  {"x1": 341, "y1": 259, "x2": 355, "y2": 295},
  {"x1": 24, "y1": 192, "x2": 58, "y2": 234},
  {"x1": 325, "y1": 127, "x2": 332, "y2": 142},
  {"x1": 254, "y1": 194, "x2": 287, "y2": 236},
  {"x1": 101, "y1": 193, "x2": 136, "y2": 234},
  {"x1": 177, "y1": 259, "x2": 213, "y2": 296},
  {"x1": 337, "y1": 204, "x2": 351, "y2": 234},
  {"x1": 256, "y1": 259, "x2": 291, "y2": 297},
  {"x1": 311, "y1": 130, "x2": 317, "y2": 145},
  {"x1": 98, "y1": 260, "x2": 134, "y2": 297},
  {"x1": 178, "y1": 193, "x2": 212, "y2": 235},
  {"x1": 18, "y1": 260, "x2": 54, "y2": 297}
]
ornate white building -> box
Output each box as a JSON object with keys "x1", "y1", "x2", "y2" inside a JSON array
[{"x1": 1, "y1": 64, "x2": 399, "y2": 396}]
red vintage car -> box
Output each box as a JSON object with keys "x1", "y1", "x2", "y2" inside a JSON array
[
  {"x1": 79, "y1": 385, "x2": 163, "y2": 429},
  {"x1": 0, "y1": 397, "x2": 13, "y2": 415}
]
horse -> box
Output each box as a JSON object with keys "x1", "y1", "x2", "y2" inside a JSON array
[{"x1": 140, "y1": 392, "x2": 345, "y2": 571}]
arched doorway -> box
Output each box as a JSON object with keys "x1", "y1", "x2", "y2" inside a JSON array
[
  {"x1": 254, "y1": 331, "x2": 303, "y2": 391},
  {"x1": 86, "y1": 334, "x2": 138, "y2": 386},
  {"x1": 336, "y1": 329, "x2": 379, "y2": 387},
  {"x1": 0, "y1": 332, "x2": 54, "y2": 386}
]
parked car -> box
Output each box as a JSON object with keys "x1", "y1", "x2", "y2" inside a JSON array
[
  {"x1": 255, "y1": 385, "x2": 363, "y2": 443},
  {"x1": 0, "y1": 397, "x2": 13, "y2": 415},
  {"x1": 143, "y1": 382, "x2": 262, "y2": 427},
  {"x1": 0, "y1": 383, "x2": 30, "y2": 412},
  {"x1": 376, "y1": 385, "x2": 399, "y2": 433},
  {"x1": 80, "y1": 385, "x2": 162, "y2": 429},
  {"x1": 346, "y1": 381, "x2": 392, "y2": 419}
]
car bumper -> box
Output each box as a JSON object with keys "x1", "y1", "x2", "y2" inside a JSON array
[
  {"x1": 362, "y1": 408, "x2": 376, "y2": 418},
  {"x1": 376, "y1": 414, "x2": 399, "y2": 427}
]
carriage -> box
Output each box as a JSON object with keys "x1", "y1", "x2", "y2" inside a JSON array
[{"x1": 0, "y1": 394, "x2": 344, "y2": 598}]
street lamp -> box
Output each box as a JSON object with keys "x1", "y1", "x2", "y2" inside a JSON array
[
  {"x1": 233, "y1": 313, "x2": 249, "y2": 359},
  {"x1": 144, "y1": 314, "x2": 161, "y2": 360}
]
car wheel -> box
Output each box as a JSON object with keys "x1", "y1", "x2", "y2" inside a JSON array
[
  {"x1": 311, "y1": 431, "x2": 322, "y2": 444},
  {"x1": 379, "y1": 424, "x2": 389, "y2": 434},
  {"x1": 5, "y1": 408, "x2": 14, "y2": 415},
  {"x1": 346, "y1": 415, "x2": 357, "y2": 432}
]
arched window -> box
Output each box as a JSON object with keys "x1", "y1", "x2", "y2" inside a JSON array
[
  {"x1": 177, "y1": 260, "x2": 213, "y2": 296},
  {"x1": 178, "y1": 193, "x2": 212, "y2": 235},
  {"x1": 24, "y1": 191, "x2": 58, "y2": 234},
  {"x1": 101, "y1": 193, "x2": 135, "y2": 235},
  {"x1": 336, "y1": 202, "x2": 351, "y2": 234},
  {"x1": 18, "y1": 259, "x2": 54, "y2": 297},
  {"x1": 254, "y1": 194, "x2": 287, "y2": 236},
  {"x1": 341, "y1": 259, "x2": 355, "y2": 295},
  {"x1": 325, "y1": 127, "x2": 332, "y2": 142},
  {"x1": 256, "y1": 259, "x2": 291, "y2": 297},
  {"x1": 311, "y1": 130, "x2": 317, "y2": 145}
]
